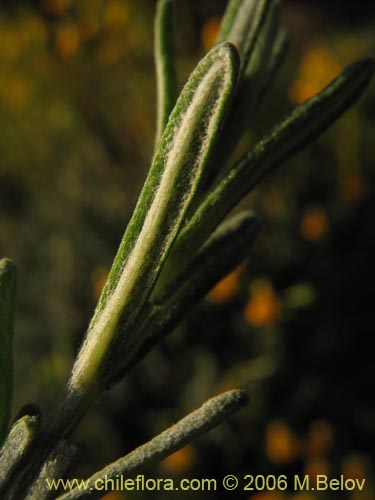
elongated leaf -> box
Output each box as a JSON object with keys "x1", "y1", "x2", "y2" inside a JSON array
[
  {"x1": 154, "y1": 0, "x2": 178, "y2": 145},
  {"x1": 238, "y1": 0, "x2": 280, "y2": 105},
  {"x1": 216, "y1": 0, "x2": 245, "y2": 43},
  {"x1": 216, "y1": 0, "x2": 273, "y2": 70},
  {"x1": 56, "y1": 390, "x2": 248, "y2": 500},
  {"x1": 0, "y1": 259, "x2": 17, "y2": 446},
  {"x1": 258, "y1": 28, "x2": 288, "y2": 103},
  {"x1": 26, "y1": 440, "x2": 84, "y2": 500},
  {"x1": 110, "y1": 211, "x2": 260, "y2": 384},
  {"x1": 0, "y1": 410, "x2": 41, "y2": 490},
  {"x1": 171, "y1": 57, "x2": 375, "y2": 268},
  {"x1": 69, "y1": 43, "x2": 239, "y2": 393},
  {"x1": 213, "y1": 0, "x2": 281, "y2": 167}
]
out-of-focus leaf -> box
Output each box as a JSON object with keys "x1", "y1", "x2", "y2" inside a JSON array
[{"x1": 154, "y1": 0, "x2": 178, "y2": 145}]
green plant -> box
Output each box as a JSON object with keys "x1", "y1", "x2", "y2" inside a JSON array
[{"x1": 0, "y1": 0, "x2": 373, "y2": 498}]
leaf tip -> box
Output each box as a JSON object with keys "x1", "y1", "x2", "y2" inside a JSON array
[
  {"x1": 216, "y1": 41, "x2": 241, "y2": 77},
  {"x1": 0, "y1": 258, "x2": 17, "y2": 281}
]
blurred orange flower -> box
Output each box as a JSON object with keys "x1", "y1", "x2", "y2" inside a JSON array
[
  {"x1": 265, "y1": 420, "x2": 301, "y2": 465},
  {"x1": 99, "y1": 493, "x2": 126, "y2": 500},
  {"x1": 338, "y1": 174, "x2": 366, "y2": 202},
  {"x1": 342, "y1": 454, "x2": 367, "y2": 481},
  {"x1": 289, "y1": 44, "x2": 343, "y2": 104},
  {"x1": 300, "y1": 205, "x2": 329, "y2": 242},
  {"x1": 161, "y1": 445, "x2": 195, "y2": 474},
  {"x1": 305, "y1": 419, "x2": 333, "y2": 457},
  {"x1": 206, "y1": 267, "x2": 242, "y2": 304},
  {"x1": 104, "y1": 1, "x2": 129, "y2": 33},
  {"x1": 55, "y1": 22, "x2": 80, "y2": 60},
  {"x1": 1, "y1": 75, "x2": 32, "y2": 112},
  {"x1": 201, "y1": 17, "x2": 221, "y2": 51},
  {"x1": 304, "y1": 457, "x2": 331, "y2": 487},
  {"x1": 289, "y1": 36, "x2": 366, "y2": 106},
  {"x1": 244, "y1": 279, "x2": 281, "y2": 327}
]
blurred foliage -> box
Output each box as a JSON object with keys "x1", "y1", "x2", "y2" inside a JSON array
[{"x1": 0, "y1": 1, "x2": 374, "y2": 499}]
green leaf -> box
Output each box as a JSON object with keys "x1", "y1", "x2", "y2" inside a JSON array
[
  {"x1": 171, "y1": 57, "x2": 375, "y2": 268},
  {"x1": 0, "y1": 259, "x2": 17, "y2": 446},
  {"x1": 26, "y1": 440, "x2": 84, "y2": 500},
  {"x1": 55, "y1": 390, "x2": 248, "y2": 500},
  {"x1": 216, "y1": 0, "x2": 274, "y2": 70},
  {"x1": 258, "y1": 28, "x2": 288, "y2": 103},
  {"x1": 154, "y1": 0, "x2": 178, "y2": 145},
  {"x1": 69, "y1": 42, "x2": 240, "y2": 395},
  {"x1": 213, "y1": 0, "x2": 282, "y2": 166},
  {"x1": 109, "y1": 211, "x2": 260, "y2": 383},
  {"x1": 0, "y1": 410, "x2": 41, "y2": 490}
]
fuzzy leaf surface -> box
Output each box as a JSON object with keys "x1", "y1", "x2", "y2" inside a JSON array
[
  {"x1": 172, "y1": 57, "x2": 375, "y2": 265},
  {"x1": 69, "y1": 42, "x2": 239, "y2": 391},
  {"x1": 56, "y1": 390, "x2": 248, "y2": 500},
  {"x1": 217, "y1": 0, "x2": 273, "y2": 70},
  {"x1": 109, "y1": 211, "x2": 260, "y2": 384}
]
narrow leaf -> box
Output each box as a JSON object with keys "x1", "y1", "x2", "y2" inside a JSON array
[
  {"x1": 213, "y1": 0, "x2": 281, "y2": 166},
  {"x1": 0, "y1": 259, "x2": 17, "y2": 446},
  {"x1": 154, "y1": 0, "x2": 178, "y2": 145},
  {"x1": 110, "y1": 211, "x2": 260, "y2": 384},
  {"x1": 170, "y1": 57, "x2": 375, "y2": 266},
  {"x1": 26, "y1": 440, "x2": 84, "y2": 500},
  {"x1": 69, "y1": 43, "x2": 239, "y2": 394},
  {"x1": 55, "y1": 390, "x2": 248, "y2": 500},
  {"x1": 258, "y1": 28, "x2": 288, "y2": 103},
  {"x1": 0, "y1": 410, "x2": 41, "y2": 490},
  {"x1": 216, "y1": 0, "x2": 273, "y2": 70}
]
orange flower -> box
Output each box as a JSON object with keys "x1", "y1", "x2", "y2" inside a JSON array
[
  {"x1": 99, "y1": 493, "x2": 126, "y2": 500},
  {"x1": 201, "y1": 17, "x2": 221, "y2": 51},
  {"x1": 300, "y1": 205, "x2": 329, "y2": 242},
  {"x1": 289, "y1": 44, "x2": 344, "y2": 104},
  {"x1": 55, "y1": 23, "x2": 80, "y2": 60},
  {"x1": 206, "y1": 267, "x2": 242, "y2": 304},
  {"x1": 1, "y1": 75, "x2": 32, "y2": 112},
  {"x1": 244, "y1": 279, "x2": 280, "y2": 327},
  {"x1": 265, "y1": 420, "x2": 301, "y2": 465},
  {"x1": 104, "y1": 1, "x2": 129, "y2": 33},
  {"x1": 342, "y1": 454, "x2": 367, "y2": 481},
  {"x1": 161, "y1": 445, "x2": 195, "y2": 474},
  {"x1": 338, "y1": 174, "x2": 366, "y2": 202},
  {"x1": 304, "y1": 457, "x2": 331, "y2": 487},
  {"x1": 305, "y1": 420, "x2": 333, "y2": 457}
]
